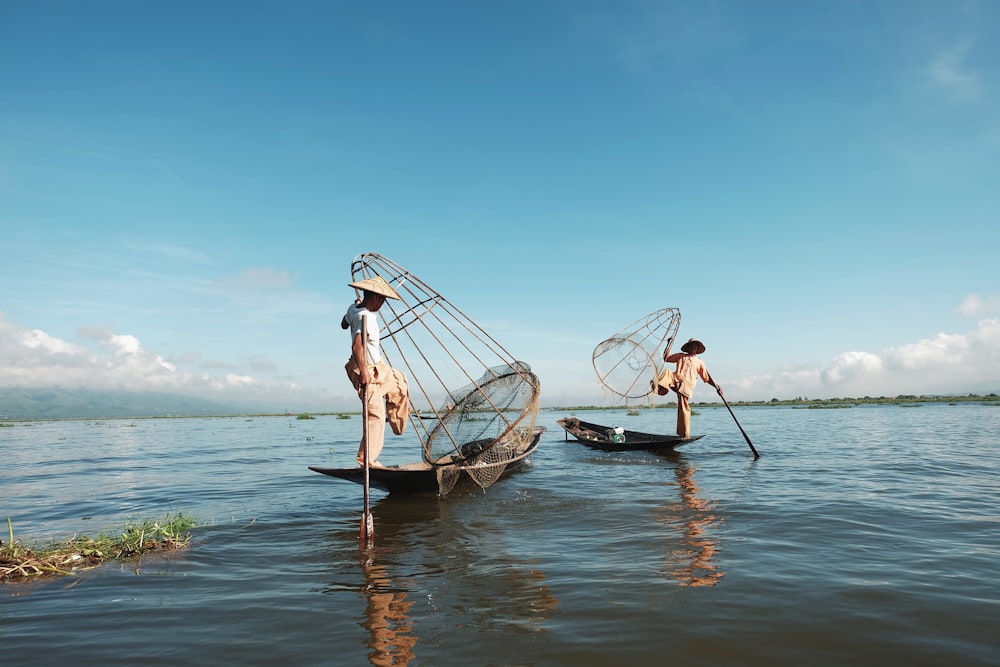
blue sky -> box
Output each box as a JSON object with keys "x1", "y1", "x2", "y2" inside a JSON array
[{"x1": 2, "y1": 1, "x2": 998, "y2": 411}]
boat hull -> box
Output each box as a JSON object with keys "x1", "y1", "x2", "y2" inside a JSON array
[{"x1": 310, "y1": 427, "x2": 544, "y2": 494}]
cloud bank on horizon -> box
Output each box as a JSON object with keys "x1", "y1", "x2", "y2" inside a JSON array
[{"x1": 2, "y1": 297, "x2": 997, "y2": 410}]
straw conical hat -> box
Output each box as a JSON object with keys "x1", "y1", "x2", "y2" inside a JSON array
[
  {"x1": 680, "y1": 338, "x2": 706, "y2": 354},
  {"x1": 349, "y1": 275, "x2": 401, "y2": 300}
]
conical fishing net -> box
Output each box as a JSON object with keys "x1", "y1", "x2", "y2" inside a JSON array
[
  {"x1": 592, "y1": 307, "x2": 682, "y2": 403},
  {"x1": 350, "y1": 253, "x2": 541, "y2": 495}
]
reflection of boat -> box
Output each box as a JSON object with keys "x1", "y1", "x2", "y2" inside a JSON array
[
  {"x1": 310, "y1": 427, "x2": 544, "y2": 495},
  {"x1": 556, "y1": 416, "x2": 702, "y2": 451}
]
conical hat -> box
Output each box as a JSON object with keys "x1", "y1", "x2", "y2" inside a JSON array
[
  {"x1": 349, "y1": 275, "x2": 401, "y2": 300},
  {"x1": 680, "y1": 338, "x2": 706, "y2": 354}
]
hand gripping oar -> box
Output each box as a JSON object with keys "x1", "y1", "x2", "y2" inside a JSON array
[
  {"x1": 359, "y1": 314, "x2": 375, "y2": 547},
  {"x1": 711, "y1": 378, "x2": 760, "y2": 459},
  {"x1": 661, "y1": 336, "x2": 674, "y2": 362}
]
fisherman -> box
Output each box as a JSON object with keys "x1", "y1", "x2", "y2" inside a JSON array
[
  {"x1": 660, "y1": 338, "x2": 721, "y2": 439},
  {"x1": 342, "y1": 276, "x2": 409, "y2": 466}
]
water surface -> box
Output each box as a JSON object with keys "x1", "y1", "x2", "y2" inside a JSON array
[{"x1": 2, "y1": 404, "x2": 998, "y2": 665}]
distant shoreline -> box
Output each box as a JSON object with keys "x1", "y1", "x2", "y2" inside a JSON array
[
  {"x1": 2, "y1": 393, "x2": 998, "y2": 423},
  {"x1": 558, "y1": 392, "x2": 1000, "y2": 411}
]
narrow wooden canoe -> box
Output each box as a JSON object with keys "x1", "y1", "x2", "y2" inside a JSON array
[
  {"x1": 556, "y1": 416, "x2": 702, "y2": 452},
  {"x1": 310, "y1": 427, "x2": 544, "y2": 495}
]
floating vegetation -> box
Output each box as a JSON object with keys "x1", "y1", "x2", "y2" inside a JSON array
[
  {"x1": 296, "y1": 413, "x2": 315, "y2": 420},
  {"x1": 794, "y1": 404, "x2": 854, "y2": 409},
  {"x1": 336, "y1": 413, "x2": 352, "y2": 420},
  {"x1": 1, "y1": 513, "x2": 196, "y2": 583},
  {"x1": 626, "y1": 409, "x2": 640, "y2": 416},
  {"x1": 0, "y1": 423, "x2": 12, "y2": 428}
]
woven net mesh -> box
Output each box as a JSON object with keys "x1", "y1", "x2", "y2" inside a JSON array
[
  {"x1": 426, "y1": 362, "x2": 540, "y2": 489},
  {"x1": 350, "y1": 253, "x2": 541, "y2": 495},
  {"x1": 592, "y1": 307, "x2": 682, "y2": 404}
]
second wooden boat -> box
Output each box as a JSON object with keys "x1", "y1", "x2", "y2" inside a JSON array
[{"x1": 557, "y1": 416, "x2": 702, "y2": 452}]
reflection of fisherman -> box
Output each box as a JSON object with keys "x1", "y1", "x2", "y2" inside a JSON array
[
  {"x1": 659, "y1": 338, "x2": 721, "y2": 439},
  {"x1": 659, "y1": 460, "x2": 725, "y2": 587},
  {"x1": 359, "y1": 556, "x2": 417, "y2": 666},
  {"x1": 342, "y1": 276, "x2": 410, "y2": 467}
]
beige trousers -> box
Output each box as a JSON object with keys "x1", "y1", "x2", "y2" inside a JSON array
[
  {"x1": 676, "y1": 393, "x2": 692, "y2": 439},
  {"x1": 345, "y1": 360, "x2": 409, "y2": 463}
]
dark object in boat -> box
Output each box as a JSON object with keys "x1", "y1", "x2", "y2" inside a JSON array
[
  {"x1": 310, "y1": 427, "x2": 544, "y2": 495},
  {"x1": 556, "y1": 417, "x2": 703, "y2": 452}
]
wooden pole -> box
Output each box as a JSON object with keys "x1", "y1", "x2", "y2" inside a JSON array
[
  {"x1": 359, "y1": 313, "x2": 374, "y2": 547},
  {"x1": 714, "y1": 383, "x2": 760, "y2": 459}
]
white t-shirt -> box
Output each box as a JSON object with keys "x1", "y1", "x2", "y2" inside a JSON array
[{"x1": 344, "y1": 303, "x2": 382, "y2": 364}]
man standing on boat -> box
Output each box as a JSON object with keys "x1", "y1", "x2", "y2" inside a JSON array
[
  {"x1": 342, "y1": 276, "x2": 409, "y2": 467},
  {"x1": 662, "y1": 338, "x2": 721, "y2": 439}
]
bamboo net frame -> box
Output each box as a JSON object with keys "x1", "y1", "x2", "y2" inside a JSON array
[{"x1": 591, "y1": 307, "x2": 682, "y2": 405}]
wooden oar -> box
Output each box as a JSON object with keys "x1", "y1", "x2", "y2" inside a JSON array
[{"x1": 713, "y1": 381, "x2": 759, "y2": 459}]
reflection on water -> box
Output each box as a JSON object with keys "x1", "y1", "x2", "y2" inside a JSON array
[
  {"x1": 359, "y1": 554, "x2": 418, "y2": 666},
  {"x1": 347, "y1": 489, "x2": 560, "y2": 665},
  {"x1": 654, "y1": 453, "x2": 725, "y2": 587},
  {"x1": 351, "y1": 496, "x2": 437, "y2": 666}
]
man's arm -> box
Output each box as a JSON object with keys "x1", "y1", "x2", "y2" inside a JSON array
[{"x1": 352, "y1": 329, "x2": 372, "y2": 384}]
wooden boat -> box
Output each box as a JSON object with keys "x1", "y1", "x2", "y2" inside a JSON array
[
  {"x1": 310, "y1": 427, "x2": 545, "y2": 495},
  {"x1": 556, "y1": 416, "x2": 702, "y2": 452}
]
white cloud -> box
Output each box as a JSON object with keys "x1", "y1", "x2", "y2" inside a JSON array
[
  {"x1": 0, "y1": 312, "x2": 343, "y2": 410},
  {"x1": 106, "y1": 333, "x2": 142, "y2": 356},
  {"x1": 736, "y1": 318, "x2": 1000, "y2": 400},
  {"x1": 223, "y1": 374, "x2": 256, "y2": 387},
  {"x1": 957, "y1": 293, "x2": 1000, "y2": 318},
  {"x1": 20, "y1": 327, "x2": 88, "y2": 356},
  {"x1": 820, "y1": 351, "x2": 884, "y2": 384}
]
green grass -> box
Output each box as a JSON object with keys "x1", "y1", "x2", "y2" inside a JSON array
[{"x1": 1, "y1": 513, "x2": 196, "y2": 582}]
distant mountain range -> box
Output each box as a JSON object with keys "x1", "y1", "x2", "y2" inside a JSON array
[{"x1": 0, "y1": 387, "x2": 246, "y2": 420}]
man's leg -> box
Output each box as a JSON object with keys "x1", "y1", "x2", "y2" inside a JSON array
[
  {"x1": 357, "y1": 381, "x2": 387, "y2": 464},
  {"x1": 676, "y1": 394, "x2": 691, "y2": 438}
]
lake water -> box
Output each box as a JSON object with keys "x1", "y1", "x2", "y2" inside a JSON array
[{"x1": 2, "y1": 403, "x2": 998, "y2": 666}]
